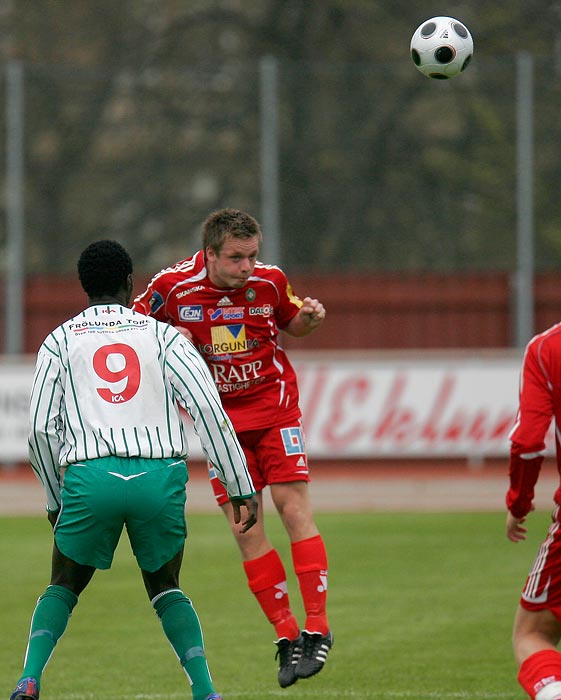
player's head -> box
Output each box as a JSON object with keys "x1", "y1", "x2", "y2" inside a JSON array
[
  {"x1": 202, "y1": 208, "x2": 262, "y2": 255},
  {"x1": 78, "y1": 240, "x2": 133, "y2": 304},
  {"x1": 202, "y1": 209, "x2": 262, "y2": 289}
]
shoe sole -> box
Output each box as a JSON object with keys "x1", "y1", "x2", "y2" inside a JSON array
[
  {"x1": 278, "y1": 673, "x2": 298, "y2": 688},
  {"x1": 296, "y1": 663, "x2": 325, "y2": 679}
]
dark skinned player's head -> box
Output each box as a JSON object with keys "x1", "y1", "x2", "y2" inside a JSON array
[{"x1": 77, "y1": 240, "x2": 133, "y2": 301}]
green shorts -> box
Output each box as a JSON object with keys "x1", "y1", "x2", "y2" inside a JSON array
[{"x1": 55, "y1": 456, "x2": 188, "y2": 572}]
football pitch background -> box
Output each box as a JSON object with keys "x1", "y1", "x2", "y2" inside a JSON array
[{"x1": 0, "y1": 509, "x2": 553, "y2": 700}]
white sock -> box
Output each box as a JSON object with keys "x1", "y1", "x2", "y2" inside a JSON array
[{"x1": 536, "y1": 681, "x2": 561, "y2": 700}]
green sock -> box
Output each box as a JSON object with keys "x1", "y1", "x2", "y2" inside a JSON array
[
  {"x1": 19, "y1": 585, "x2": 78, "y2": 687},
  {"x1": 153, "y1": 589, "x2": 215, "y2": 700}
]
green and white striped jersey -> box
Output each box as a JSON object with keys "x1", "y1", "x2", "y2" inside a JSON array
[{"x1": 29, "y1": 303, "x2": 255, "y2": 511}]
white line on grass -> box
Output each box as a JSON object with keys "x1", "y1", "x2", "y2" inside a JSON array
[{"x1": 60, "y1": 691, "x2": 519, "y2": 700}]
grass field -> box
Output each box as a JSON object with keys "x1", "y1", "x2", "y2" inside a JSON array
[{"x1": 1, "y1": 509, "x2": 554, "y2": 700}]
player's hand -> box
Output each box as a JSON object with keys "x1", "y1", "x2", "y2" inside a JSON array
[
  {"x1": 299, "y1": 297, "x2": 326, "y2": 330},
  {"x1": 506, "y1": 505, "x2": 534, "y2": 542},
  {"x1": 230, "y1": 496, "x2": 259, "y2": 533},
  {"x1": 175, "y1": 325, "x2": 194, "y2": 341}
]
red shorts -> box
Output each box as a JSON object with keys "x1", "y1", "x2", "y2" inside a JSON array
[
  {"x1": 520, "y1": 504, "x2": 561, "y2": 622},
  {"x1": 209, "y1": 422, "x2": 310, "y2": 505}
]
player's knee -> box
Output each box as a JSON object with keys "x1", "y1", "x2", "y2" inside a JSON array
[
  {"x1": 151, "y1": 588, "x2": 191, "y2": 618},
  {"x1": 278, "y1": 501, "x2": 315, "y2": 533}
]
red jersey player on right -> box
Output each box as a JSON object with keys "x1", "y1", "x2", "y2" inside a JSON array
[
  {"x1": 507, "y1": 323, "x2": 561, "y2": 700},
  {"x1": 133, "y1": 208, "x2": 333, "y2": 688}
]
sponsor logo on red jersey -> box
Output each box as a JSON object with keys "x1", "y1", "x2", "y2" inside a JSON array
[
  {"x1": 178, "y1": 305, "x2": 203, "y2": 322},
  {"x1": 176, "y1": 285, "x2": 205, "y2": 299},
  {"x1": 204, "y1": 324, "x2": 258, "y2": 355},
  {"x1": 209, "y1": 307, "x2": 245, "y2": 321},
  {"x1": 249, "y1": 304, "x2": 274, "y2": 317}
]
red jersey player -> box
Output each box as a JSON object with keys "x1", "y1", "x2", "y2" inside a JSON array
[
  {"x1": 133, "y1": 208, "x2": 333, "y2": 688},
  {"x1": 506, "y1": 323, "x2": 561, "y2": 700}
]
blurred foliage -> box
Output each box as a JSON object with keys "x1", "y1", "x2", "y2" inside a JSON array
[{"x1": 0, "y1": 1, "x2": 560, "y2": 274}]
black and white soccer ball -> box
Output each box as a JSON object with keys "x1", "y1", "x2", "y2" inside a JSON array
[{"x1": 410, "y1": 16, "x2": 473, "y2": 80}]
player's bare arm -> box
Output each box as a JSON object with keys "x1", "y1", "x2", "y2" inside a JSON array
[
  {"x1": 285, "y1": 297, "x2": 326, "y2": 337},
  {"x1": 230, "y1": 495, "x2": 259, "y2": 533}
]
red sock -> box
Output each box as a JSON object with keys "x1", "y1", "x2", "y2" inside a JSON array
[
  {"x1": 518, "y1": 650, "x2": 561, "y2": 698},
  {"x1": 291, "y1": 534, "x2": 329, "y2": 635},
  {"x1": 243, "y1": 549, "x2": 300, "y2": 640}
]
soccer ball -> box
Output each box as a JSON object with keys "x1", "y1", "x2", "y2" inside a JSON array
[{"x1": 410, "y1": 16, "x2": 473, "y2": 80}]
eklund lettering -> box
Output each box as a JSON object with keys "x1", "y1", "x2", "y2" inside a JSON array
[
  {"x1": 0, "y1": 356, "x2": 540, "y2": 461},
  {"x1": 294, "y1": 361, "x2": 523, "y2": 456}
]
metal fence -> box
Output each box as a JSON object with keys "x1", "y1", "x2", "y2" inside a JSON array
[{"x1": 1, "y1": 52, "x2": 559, "y2": 350}]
